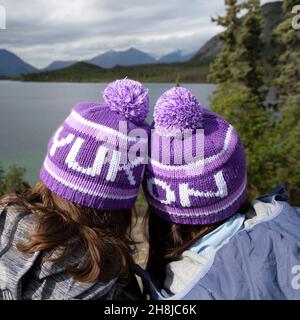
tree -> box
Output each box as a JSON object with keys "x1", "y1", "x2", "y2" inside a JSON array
[
  {"x1": 0, "y1": 164, "x2": 26, "y2": 196},
  {"x1": 275, "y1": 95, "x2": 300, "y2": 203},
  {"x1": 209, "y1": 0, "x2": 276, "y2": 199},
  {"x1": 211, "y1": 82, "x2": 277, "y2": 199},
  {"x1": 273, "y1": 0, "x2": 300, "y2": 98},
  {"x1": 209, "y1": 1, "x2": 264, "y2": 97},
  {"x1": 272, "y1": 0, "x2": 300, "y2": 204},
  {"x1": 208, "y1": 0, "x2": 242, "y2": 83},
  {"x1": 230, "y1": 0, "x2": 264, "y2": 98}
]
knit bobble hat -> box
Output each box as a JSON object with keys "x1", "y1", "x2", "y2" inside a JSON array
[
  {"x1": 40, "y1": 78, "x2": 150, "y2": 210},
  {"x1": 144, "y1": 87, "x2": 247, "y2": 225}
]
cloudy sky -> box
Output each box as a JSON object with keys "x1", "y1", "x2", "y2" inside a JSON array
[{"x1": 0, "y1": 0, "x2": 274, "y2": 68}]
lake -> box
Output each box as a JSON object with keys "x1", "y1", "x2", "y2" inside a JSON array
[{"x1": 0, "y1": 81, "x2": 216, "y2": 184}]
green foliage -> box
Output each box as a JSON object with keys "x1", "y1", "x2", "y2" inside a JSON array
[
  {"x1": 231, "y1": 0, "x2": 264, "y2": 97},
  {"x1": 0, "y1": 164, "x2": 26, "y2": 196},
  {"x1": 209, "y1": 0, "x2": 264, "y2": 98},
  {"x1": 208, "y1": 0, "x2": 242, "y2": 83},
  {"x1": 275, "y1": 95, "x2": 300, "y2": 204},
  {"x1": 283, "y1": 0, "x2": 299, "y2": 12},
  {"x1": 273, "y1": 8, "x2": 300, "y2": 98},
  {"x1": 209, "y1": 1, "x2": 285, "y2": 200},
  {"x1": 271, "y1": 0, "x2": 300, "y2": 204},
  {"x1": 211, "y1": 83, "x2": 278, "y2": 198},
  {"x1": 209, "y1": 0, "x2": 300, "y2": 204}
]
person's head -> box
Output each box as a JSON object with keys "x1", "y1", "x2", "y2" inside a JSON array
[
  {"x1": 143, "y1": 87, "x2": 248, "y2": 282},
  {"x1": 0, "y1": 78, "x2": 150, "y2": 283}
]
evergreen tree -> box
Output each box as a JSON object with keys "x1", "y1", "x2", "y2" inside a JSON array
[
  {"x1": 231, "y1": 0, "x2": 264, "y2": 98},
  {"x1": 208, "y1": 0, "x2": 242, "y2": 83},
  {"x1": 209, "y1": 0, "x2": 264, "y2": 97},
  {"x1": 274, "y1": 0, "x2": 300, "y2": 98},
  {"x1": 211, "y1": 82, "x2": 276, "y2": 199},
  {"x1": 209, "y1": 0, "x2": 278, "y2": 199},
  {"x1": 273, "y1": 0, "x2": 300, "y2": 204}
]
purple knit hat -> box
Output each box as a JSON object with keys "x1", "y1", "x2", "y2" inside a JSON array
[
  {"x1": 143, "y1": 87, "x2": 247, "y2": 225},
  {"x1": 40, "y1": 79, "x2": 150, "y2": 210}
]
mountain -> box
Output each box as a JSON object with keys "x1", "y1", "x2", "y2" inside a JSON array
[
  {"x1": 87, "y1": 48, "x2": 156, "y2": 68},
  {"x1": 0, "y1": 49, "x2": 38, "y2": 76},
  {"x1": 43, "y1": 49, "x2": 193, "y2": 72},
  {"x1": 49, "y1": 48, "x2": 191, "y2": 70},
  {"x1": 18, "y1": 2, "x2": 285, "y2": 83},
  {"x1": 159, "y1": 50, "x2": 194, "y2": 64},
  {"x1": 43, "y1": 60, "x2": 77, "y2": 71},
  {"x1": 191, "y1": 1, "x2": 285, "y2": 65},
  {"x1": 189, "y1": 34, "x2": 222, "y2": 65}
]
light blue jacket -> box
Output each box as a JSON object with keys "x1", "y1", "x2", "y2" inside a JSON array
[{"x1": 136, "y1": 186, "x2": 300, "y2": 300}]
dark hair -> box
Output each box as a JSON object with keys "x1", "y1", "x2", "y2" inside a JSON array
[
  {"x1": 0, "y1": 181, "x2": 135, "y2": 283},
  {"x1": 146, "y1": 200, "x2": 250, "y2": 286}
]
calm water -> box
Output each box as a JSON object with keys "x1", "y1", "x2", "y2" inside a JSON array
[{"x1": 0, "y1": 81, "x2": 216, "y2": 184}]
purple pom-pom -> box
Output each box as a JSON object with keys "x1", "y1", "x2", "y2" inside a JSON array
[
  {"x1": 154, "y1": 87, "x2": 203, "y2": 130},
  {"x1": 103, "y1": 78, "x2": 149, "y2": 124}
]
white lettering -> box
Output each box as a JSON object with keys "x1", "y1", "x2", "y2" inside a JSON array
[
  {"x1": 65, "y1": 137, "x2": 141, "y2": 185},
  {"x1": 179, "y1": 171, "x2": 228, "y2": 207},
  {"x1": 148, "y1": 171, "x2": 228, "y2": 207},
  {"x1": 65, "y1": 137, "x2": 110, "y2": 177},
  {"x1": 49, "y1": 127, "x2": 75, "y2": 157},
  {"x1": 147, "y1": 178, "x2": 176, "y2": 205}
]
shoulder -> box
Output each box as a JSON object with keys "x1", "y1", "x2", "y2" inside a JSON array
[
  {"x1": 186, "y1": 201, "x2": 300, "y2": 299},
  {"x1": 0, "y1": 203, "x2": 37, "y2": 249},
  {"x1": 215, "y1": 199, "x2": 300, "y2": 265}
]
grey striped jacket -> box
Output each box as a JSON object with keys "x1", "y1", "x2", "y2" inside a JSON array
[{"x1": 0, "y1": 204, "x2": 140, "y2": 300}]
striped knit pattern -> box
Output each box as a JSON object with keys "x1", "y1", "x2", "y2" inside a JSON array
[
  {"x1": 143, "y1": 88, "x2": 247, "y2": 225},
  {"x1": 40, "y1": 80, "x2": 150, "y2": 210}
]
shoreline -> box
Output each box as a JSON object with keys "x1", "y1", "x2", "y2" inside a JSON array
[{"x1": 0, "y1": 79, "x2": 215, "y2": 85}]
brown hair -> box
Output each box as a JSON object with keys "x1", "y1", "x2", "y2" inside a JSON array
[
  {"x1": 0, "y1": 181, "x2": 135, "y2": 283},
  {"x1": 146, "y1": 200, "x2": 250, "y2": 286}
]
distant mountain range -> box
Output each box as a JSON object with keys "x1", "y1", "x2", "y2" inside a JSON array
[
  {"x1": 0, "y1": 47, "x2": 196, "y2": 76},
  {"x1": 1, "y1": 1, "x2": 285, "y2": 81},
  {"x1": 42, "y1": 48, "x2": 195, "y2": 72}
]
